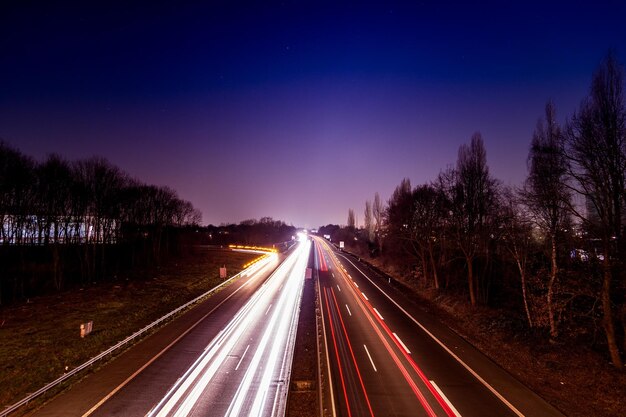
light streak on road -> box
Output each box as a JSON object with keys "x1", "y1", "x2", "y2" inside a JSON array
[
  {"x1": 315, "y1": 237, "x2": 457, "y2": 417},
  {"x1": 148, "y1": 240, "x2": 311, "y2": 417}
]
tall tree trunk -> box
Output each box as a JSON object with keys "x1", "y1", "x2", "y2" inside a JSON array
[
  {"x1": 100, "y1": 244, "x2": 106, "y2": 281},
  {"x1": 467, "y1": 255, "x2": 476, "y2": 306},
  {"x1": 441, "y1": 234, "x2": 449, "y2": 288},
  {"x1": 419, "y1": 246, "x2": 429, "y2": 284},
  {"x1": 52, "y1": 244, "x2": 62, "y2": 291},
  {"x1": 622, "y1": 304, "x2": 626, "y2": 355},
  {"x1": 547, "y1": 235, "x2": 558, "y2": 339},
  {"x1": 601, "y1": 250, "x2": 623, "y2": 368},
  {"x1": 428, "y1": 240, "x2": 439, "y2": 289},
  {"x1": 516, "y1": 257, "x2": 533, "y2": 328}
]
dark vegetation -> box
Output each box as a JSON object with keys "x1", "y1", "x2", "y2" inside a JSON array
[
  {"x1": 201, "y1": 217, "x2": 298, "y2": 249},
  {"x1": 0, "y1": 146, "x2": 202, "y2": 305},
  {"x1": 319, "y1": 53, "x2": 626, "y2": 376},
  {"x1": 0, "y1": 143, "x2": 297, "y2": 306},
  {"x1": 0, "y1": 247, "x2": 258, "y2": 412}
]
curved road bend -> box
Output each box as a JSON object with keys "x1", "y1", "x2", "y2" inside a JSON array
[{"x1": 313, "y1": 236, "x2": 564, "y2": 417}]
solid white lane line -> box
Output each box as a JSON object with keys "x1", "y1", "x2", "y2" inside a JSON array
[
  {"x1": 393, "y1": 332, "x2": 411, "y2": 354},
  {"x1": 235, "y1": 345, "x2": 250, "y2": 371},
  {"x1": 345, "y1": 304, "x2": 352, "y2": 316},
  {"x1": 364, "y1": 345, "x2": 377, "y2": 372},
  {"x1": 337, "y1": 284, "x2": 341, "y2": 292},
  {"x1": 361, "y1": 292, "x2": 368, "y2": 300},
  {"x1": 373, "y1": 308, "x2": 384, "y2": 320},
  {"x1": 337, "y1": 252, "x2": 526, "y2": 417},
  {"x1": 265, "y1": 304, "x2": 272, "y2": 315},
  {"x1": 430, "y1": 380, "x2": 462, "y2": 417}
]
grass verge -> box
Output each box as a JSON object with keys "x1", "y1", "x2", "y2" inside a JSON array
[{"x1": 0, "y1": 246, "x2": 258, "y2": 410}]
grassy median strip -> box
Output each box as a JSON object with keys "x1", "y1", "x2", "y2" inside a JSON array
[{"x1": 0, "y1": 247, "x2": 258, "y2": 410}]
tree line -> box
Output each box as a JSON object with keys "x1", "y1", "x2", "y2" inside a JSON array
[
  {"x1": 322, "y1": 52, "x2": 626, "y2": 369},
  {"x1": 201, "y1": 217, "x2": 297, "y2": 249},
  {"x1": 0, "y1": 144, "x2": 201, "y2": 304}
]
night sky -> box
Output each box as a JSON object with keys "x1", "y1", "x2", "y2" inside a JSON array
[{"x1": 1, "y1": 1, "x2": 625, "y2": 228}]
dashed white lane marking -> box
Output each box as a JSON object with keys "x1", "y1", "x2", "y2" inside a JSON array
[
  {"x1": 336, "y1": 252, "x2": 526, "y2": 417},
  {"x1": 361, "y1": 292, "x2": 368, "y2": 301},
  {"x1": 430, "y1": 380, "x2": 463, "y2": 417},
  {"x1": 235, "y1": 344, "x2": 250, "y2": 371},
  {"x1": 393, "y1": 332, "x2": 411, "y2": 354},
  {"x1": 345, "y1": 304, "x2": 352, "y2": 316},
  {"x1": 373, "y1": 308, "x2": 384, "y2": 320},
  {"x1": 364, "y1": 345, "x2": 377, "y2": 372},
  {"x1": 337, "y1": 284, "x2": 341, "y2": 292},
  {"x1": 265, "y1": 304, "x2": 272, "y2": 315}
]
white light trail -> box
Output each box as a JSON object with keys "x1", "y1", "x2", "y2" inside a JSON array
[{"x1": 148, "y1": 241, "x2": 310, "y2": 417}]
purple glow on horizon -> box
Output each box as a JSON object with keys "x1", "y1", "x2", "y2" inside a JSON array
[{"x1": 1, "y1": 2, "x2": 624, "y2": 228}]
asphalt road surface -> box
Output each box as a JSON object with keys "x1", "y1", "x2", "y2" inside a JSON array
[
  {"x1": 313, "y1": 236, "x2": 564, "y2": 417},
  {"x1": 31, "y1": 241, "x2": 310, "y2": 417}
]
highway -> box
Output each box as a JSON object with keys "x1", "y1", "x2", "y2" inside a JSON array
[
  {"x1": 31, "y1": 240, "x2": 310, "y2": 417},
  {"x1": 313, "y1": 236, "x2": 564, "y2": 417}
]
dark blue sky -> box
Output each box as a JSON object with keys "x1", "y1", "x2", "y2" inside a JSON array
[{"x1": 1, "y1": 1, "x2": 625, "y2": 227}]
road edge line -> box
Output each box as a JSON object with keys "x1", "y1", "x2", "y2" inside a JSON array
[{"x1": 336, "y1": 252, "x2": 526, "y2": 417}]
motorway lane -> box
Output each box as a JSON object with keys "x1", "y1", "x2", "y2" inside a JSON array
[
  {"x1": 146, "y1": 239, "x2": 310, "y2": 417},
  {"x1": 315, "y1": 239, "x2": 452, "y2": 417},
  {"x1": 30, "y1": 244, "x2": 307, "y2": 417},
  {"x1": 314, "y1": 236, "x2": 563, "y2": 417}
]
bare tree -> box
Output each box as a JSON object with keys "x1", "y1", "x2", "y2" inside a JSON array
[
  {"x1": 373, "y1": 192, "x2": 384, "y2": 252},
  {"x1": 385, "y1": 179, "x2": 415, "y2": 273},
  {"x1": 564, "y1": 52, "x2": 626, "y2": 368},
  {"x1": 347, "y1": 208, "x2": 356, "y2": 229},
  {"x1": 364, "y1": 200, "x2": 374, "y2": 242},
  {"x1": 449, "y1": 133, "x2": 498, "y2": 306},
  {"x1": 501, "y1": 187, "x2": 535, "y2": 328},
  {"x1": 36, "y1": 154, "x2": 74, "y2": 290},
  {"x1": 522, "y1": 101, "x2": 570, "y2": 339},
  {"x1": 410, "y1": 184, "x2": 442, "y2": 288},
  {"x1": 74, "y1": 157, "x2": 127, "y2": 281}
]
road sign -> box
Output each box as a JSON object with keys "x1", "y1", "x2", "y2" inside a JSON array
[
  {"x1": 80, "y1": 321, "x2": 93, "y2": 338},
  {"x1": 219, "y1": 266, "x2": 227, "y2": 279},
  {"x1": 339, "y1": 241, "x2": 344, "y2": 249}
]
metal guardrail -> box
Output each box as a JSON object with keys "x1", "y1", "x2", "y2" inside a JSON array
[{"x1": 0, "y1": 257, "x2": 268, "y2": 417}]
